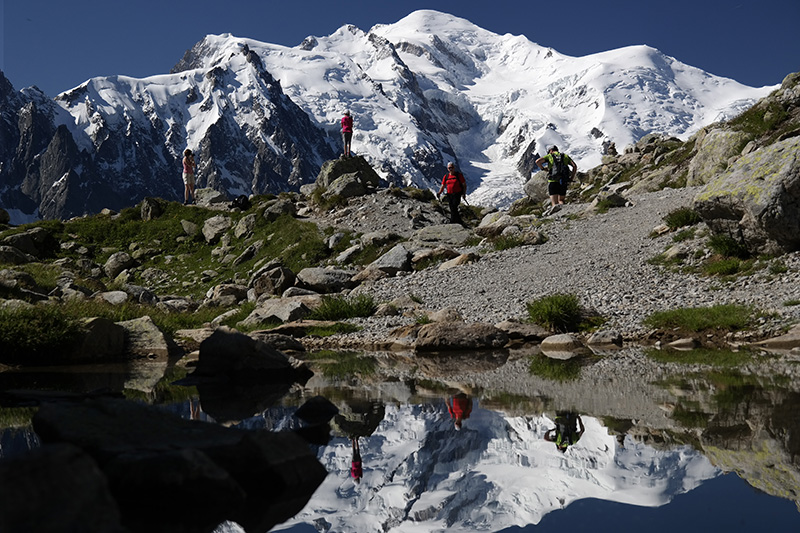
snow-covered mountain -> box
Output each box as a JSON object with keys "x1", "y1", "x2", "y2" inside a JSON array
[
  {"x1": 267, "y1": 403, "x2": 718, "y2": 532},
  {"x1": 0, "y1": 10, "x2": 777, "y2": 221}
]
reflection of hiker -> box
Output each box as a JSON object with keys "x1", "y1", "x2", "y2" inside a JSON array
[
  {"x1": 341, "y1": 110, "x2": 353, "y2": 157},
  {"x1": 437, "y1": 162, "x2": 467, "y2": 225},
  {"x1": 447, "y1": 393, "x2": 473, "y2": 430},
  {"x1": 544, "y1": 412, "x2": 585, "y2": 453},
  {"x1": 350, "y1": 437, "x2": 363, "y2": 483},
  {"x1": 535, "y1": 145, "x2": 577, "y2": 207},
  {"x1": 182, "y1": 149, "x2": 197, "y2": 205}
]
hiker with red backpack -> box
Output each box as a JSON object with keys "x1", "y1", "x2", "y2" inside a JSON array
[
  {"x1": 535, "y1": 145, "x2": 577, "y2": 208},
  {"x1": 437, "y1": 162, "x2": 467, "y2": 224}
]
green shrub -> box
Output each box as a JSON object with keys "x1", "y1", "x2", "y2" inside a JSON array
[
  {"x1": 643, "y1": 304, "x2": 754, "y2": 332},
  {"x1": 492, "y1": 234, "x2": 526, "y2": 251},
  {"x1": 663, "y1": 207, "x2": 702, "y2": 230},
  {"x1": 708, "y1": 234, "x2": 750, "y2": 258},
  {"x1": 769, "y1": 261, "x2": 789, "y2": 275},
  {"x1": 526, "y1": 293, "x2": 583, "y2": 333},
  {"x1": 307, "y1": 294, "x2": 377, "y2": 321},
  {"x1": 703, "y1": 258, "x2": 744, "y2": 276},
  {"x1": 672, "y1": 228, "x2": 696, "y2": 242},
  {"x1": 0, "y1": 306, "x2": 84, "y2": 363}
]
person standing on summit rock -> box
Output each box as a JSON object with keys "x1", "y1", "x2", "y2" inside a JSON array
[
  {"x1": 182, "y1": 149, "x2": 197, "y2": 205},
  {"x1": 341, "y1": 110, "x2": 353, "y2": 158}
]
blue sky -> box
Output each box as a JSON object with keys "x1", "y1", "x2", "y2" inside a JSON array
[{"x1": 2, "y1": 0, "x2": 798, "y2": 96}]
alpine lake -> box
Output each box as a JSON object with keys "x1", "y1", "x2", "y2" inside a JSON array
[{"x1": 2, "y1": 343, "x2": 799, "y2": 532}]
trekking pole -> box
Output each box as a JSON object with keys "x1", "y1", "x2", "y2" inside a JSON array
[{"x1": 462, "y1": 194, "x2": 470, "y2": 206}]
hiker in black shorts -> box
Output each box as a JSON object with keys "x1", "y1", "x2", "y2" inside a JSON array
[{"x1": 535, "y1": 145, "x2": 577, "y2": 208}]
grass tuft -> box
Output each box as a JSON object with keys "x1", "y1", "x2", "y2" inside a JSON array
[
  {"x1": 643, "y1": 304, "x2": 754, "y2": 332},
  {"x1": 307, "y1": 294, "x2": 377, "y2": 321}
]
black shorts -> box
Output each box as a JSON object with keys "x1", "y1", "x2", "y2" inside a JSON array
[
  {"x1": 342, "y1": 132, "x2": 353, "y2": 143},
  {"x1": 548, "y1": 181, "x2": 567, "y2": 196}
]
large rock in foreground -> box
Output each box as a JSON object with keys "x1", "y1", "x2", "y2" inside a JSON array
[
  {"x1": 693, "y1": 136, "x2": 800, "y2": 255},
  {"x1": 26, "y1": 397, "x2": 327, "y2": 533}
]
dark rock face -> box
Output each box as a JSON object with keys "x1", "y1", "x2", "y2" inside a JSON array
[
  {"x1": 16, "y1": 397, "x2": 328, "y2": 533},
  {"x1": 0, "y1": 47, "x2": 337, "y2": 222}
]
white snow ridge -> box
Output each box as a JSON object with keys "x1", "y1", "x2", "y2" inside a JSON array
[{"x1": 53, "y1": 9, "x2": 775, "y2": 209}]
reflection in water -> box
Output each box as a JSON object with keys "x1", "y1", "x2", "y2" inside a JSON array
[
  {"x1": 3, "y1": 349, "x2": 800, "y2": 531},
  {"x1": 275, "y1": 401, "x2": 721, "y2": 532}
]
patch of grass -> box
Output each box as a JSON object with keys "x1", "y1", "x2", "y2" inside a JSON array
[
  {"x1": 644, "y1": 347, "x2": 755, "y2": 367},
  {"x1": 643, "y1": 304, "x2": 754, "y2": 333},
  {"x1": 783, "y1": 299, "x2": 800, "y2": 307},
  {"x1": 528, "y1": 354, "x2": 582, "y2": 382},
  {"x1": 492, "y1": 234, "x2": 527, "y2": 251},
  {"x1": 593, "y1": 198, "x2": 617, "y2": 214},
  {"x1": 702, "y1": 257, "x2": 753, "y2": 276},
  {"x1": 303, "y1": 350, "x2": 376, "y2": 378},
  {"x1": 0, "y1": 306, "x2": 84, "y2": 364},
  {"x1": 307, "y1": 294, "x2": 376, "y2": 321},
  {"x1": 663, "y1": 207, "x2": 702, "y2": 230},
  {"x1": 707, "y1": 234, "x2": 750, "y2": 259},
  {"x1": 305, "y1": 322, "x2": 360, "y2": 337},
  {"x1": 0, "y1": 408, "x2": 38, "y2": 429},
  {"x1": 769, "y1": 261, "x2": 789, "y2": 275},
  {"x1": 526, "y1": 293, "x2": 585, "y2": 333},
  {"x1": 672, "y1": 228, "x2": 696, "y2": 242},
  {"x1": 415, "y1": 314, "x2": 433, "y2": 325}
]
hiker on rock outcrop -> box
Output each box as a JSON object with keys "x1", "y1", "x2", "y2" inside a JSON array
[
  {"x1": 447, "y1": 392, "x2": 473, "y2": 430},
  {"x1": 182, "y1": 148, "x2": 197, "y2": 205},
  {"x1": 438, "y1": 162, "x2": 467, "y2": 225},
  {"x1": 544, "y1": 411, "x2": 584, "y2": 452},
  {"x1": 341, "y1": 110, "x2": 353, "y2": 158},
  {"x1": 535, "y1": 145, "x2": 577, "y2": 209}
]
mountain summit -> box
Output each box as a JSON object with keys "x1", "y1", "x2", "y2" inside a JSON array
[{"x1": 0, "y1": 10, "x2": 776, "y2": 222}]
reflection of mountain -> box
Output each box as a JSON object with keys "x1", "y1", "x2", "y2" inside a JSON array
[{"x1": 277, "y1": 403, "x2": 719, "y2": 532}]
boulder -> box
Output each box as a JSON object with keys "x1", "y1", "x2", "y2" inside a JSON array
[
  {"x1": 263, "y1": 198, "x2": 297, "y2": 222},
  {"x1": 140, "y1": 197, "x2": 163, "y2": 221},
  {"x1": 0, "y1": 207, "x2": 9, "y2": 224},
  {"x1": 315, "y1": 155, "x2": 381, "y2": 189},
  {"x1": 116, "y1": 316, "x2": 171, "y2": 359},
  {"x1": 414, "y1": 322, "x2": 509, "y2": 351},
  {"x1": 686, "y1": 129, "x2": 750, "y2": 186},
  {"x1": 239, "y1": 298, "x2": 312, "y2": 327},
  {"x1": 250, "y1": 266, "x2": 296, "y2": 298},
  {"x1": 202, "y1": 215, "x2": 233, "y2": 244},
  {"x1": 103, "y1": 252, "x2": 135, "y2": 279},
  {"x1": 0, "y1": 245, "x2": 35, "y2": 265},
  {"x1": 365, "y1": 243, "x2": 411, "y2": 276},
  {"x1": 540, "y1": 334, "x2": 586, "y2": 359},
  {"x1": 205, "y1": 283, "x2": 249, "y2": 307},
  {"x1": 296, "y1": 267, "x2": 357, "y2": 293},
  {"x1": 194, "y1": 327, "x2": 299, "y2": 378},
  {"x1": 693, "y1": 137, "x2": 800, "y2": 255},
  {"x1": 323, "y1": 173, "x2": 367, "y2": 199}
]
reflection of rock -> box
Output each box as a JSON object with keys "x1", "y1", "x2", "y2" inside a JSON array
[
  {"x1": 540, "y1": 334, "x2": 587, "y2": 359},
  {"x1": 21, "y1": 397, "x2": 326, "y2": 533},
  {"x1": 331, "y1": 400, "x2": 386, "y2": 438},
  {"x1": 415, "y1": 350, "x2": 508, "y2": 377},
  {"x1": 197, "y1": 381, "x2": 292, "y2": 424}
]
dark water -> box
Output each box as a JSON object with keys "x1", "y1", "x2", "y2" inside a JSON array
[{"x1": 2, "y1": 351, "x2": 800, "y2": 531}]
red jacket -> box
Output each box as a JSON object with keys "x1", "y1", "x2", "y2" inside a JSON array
[
  {"x1": 448, "y1": 395, "x2": 472, "y2": 419},
  {"x1": 441, "y1": 171, "x2": 466, "y2": 194}
]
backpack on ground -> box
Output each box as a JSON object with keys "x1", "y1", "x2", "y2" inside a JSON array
[
  {"x1": 229, "y1": 194, "x2": 251, "y2": 210},
  {"x1": 549, "y1": 152, "x2": 572, "y2": 185}
]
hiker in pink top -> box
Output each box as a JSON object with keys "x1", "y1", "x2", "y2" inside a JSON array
[
  {"x1": 341, "y1": 110, "x2": 353, "y2": 157},
  {"x1": 182, "y1": 149, "x2": 197, "y2": 205}
]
